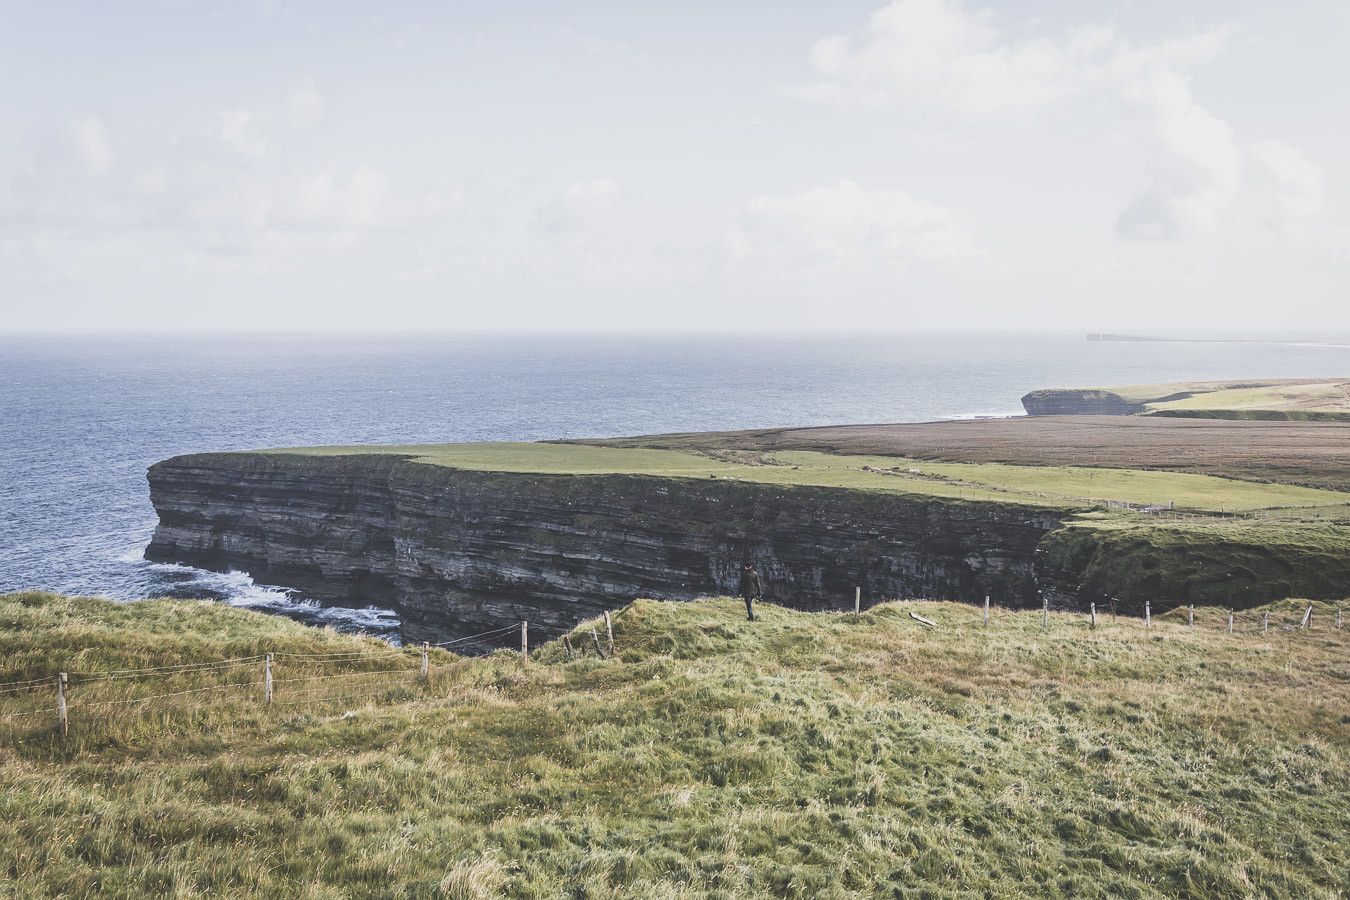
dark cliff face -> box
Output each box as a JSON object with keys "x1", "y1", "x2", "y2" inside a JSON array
[
  {"x1": 1021, "y1": 389, "x2": 1144, "y2": 416},
  {"x1": 146, "y1": 453, "x2": 1063, "y2": 645}
]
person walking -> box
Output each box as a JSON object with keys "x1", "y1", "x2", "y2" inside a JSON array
[{"x1": 738, "y1": 561, "x2": 762, "y2": 621}]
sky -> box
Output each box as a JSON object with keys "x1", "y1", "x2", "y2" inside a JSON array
[{"x1": 1, "y1": 0, "x2": 1347, "y2": 333}]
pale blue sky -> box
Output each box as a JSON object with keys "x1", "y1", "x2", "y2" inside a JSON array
[{"x1": 1, "y1": 0, "x2": 1346, "y2": 332}]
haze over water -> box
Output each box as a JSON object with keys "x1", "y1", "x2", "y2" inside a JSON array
[{"x1": 2, "y1": 332, "x2": 1346, "y2": 639}]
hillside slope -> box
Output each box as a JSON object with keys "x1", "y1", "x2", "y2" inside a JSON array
[
  {"x1": 1022, "y1": 379, "x2": 1350, "y2": 421},
  {"x1": 2, "y1": 592, "x2": 1347, "y2": 898}
]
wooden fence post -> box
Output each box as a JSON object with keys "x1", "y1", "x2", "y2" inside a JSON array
[
  {"x1": 264, "y1": 654, "x2": 273, "y2": 706},
  {"x1": 1090, "y1": 602, "x2": 1096, "y2": 630},
  {"x1": 1301, "y1": 606, "x2": 1313, "y2": 629},
  {"x1": 562, "y1": 634, "x2": 574, "y2": 658},
  {"x1": 420, "y1": 641, "x2": 429, "y2": 679},
  {"x1": 520, "y1": 621, "x2": 528, "y2": 657},
  {"x1": 1187, "y1": 604, "x2": 1194, "y2": 627},
  {"x1": 56, "y1": 673, "x2": 68, "y2": 737},
  {"x1": 591, "y1": 627, "x2": 604, "y2": 658},
  {"x1": 1227, "y1": 610, "x2": 1234, "y2": 635},
  {"x1": 1041, "y1": 593, "x2": 1048, "y2": 630},
  {"x1": 1337, "y1": 605, "x2": 1343, "y2": 629},
  {"x1": 983, "y1": 595, "x2": 990, "y2": 627},
  {"x1": 1110, "y1": 597, "x2": 1117, "y2": 620},
  {"x1": 1262, "y1": 612, "x2": 1269, "y2": 633},
  {"x1": 854, "y1": 586, "x2": 861, "y2": 617},
  {"x1": 1144, "y1": 601, "x2": 1151, "y2": 629},
  {"x1": 604, "y1": 611, "x2": 615, "y2": 657}
]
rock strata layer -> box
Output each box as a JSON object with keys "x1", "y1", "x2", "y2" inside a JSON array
[
  {"x1": 146, "y1": 452, "x2": 1347, "y2": 644},
  {"x1": 1020, "y1": 389, "x2": 1144, "y2": 416},
  {"x1": 145, "y1": 453, "x2": 1061, "y2": 646}
]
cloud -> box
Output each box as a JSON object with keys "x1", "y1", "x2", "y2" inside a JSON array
[
  {"x1": 802, "y1": 1, "x2": 1261, "y2": 242},
  {"x1": 534, "y1": 177, "x2": 621, "y2": 234},
  {"x1": 220, "y1": 109, "x2": 263, "y2": 156},
  {"x1": 801, "y1": 0, "x2": 1112, "y2": 118},
  {"x1": 288, "y1": 84, "x2": 325, "y2": 128},
  {"x1": 69, "y1": 116, "x2": 114, "y2": 175},
  {"x1": 0, "y1": 108, "x2": 452, "y2": 251},
  {"x1": 734, "y1": 179, "x2": 970, "y2": 268},
  {"x1": 1250, "y1": 140, "x2": 1324, "y2": 229}
]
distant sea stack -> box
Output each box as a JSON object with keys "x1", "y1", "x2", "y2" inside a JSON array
[{"x1": 1020, "y1": 388, "x2": 1143, "y2": 416}]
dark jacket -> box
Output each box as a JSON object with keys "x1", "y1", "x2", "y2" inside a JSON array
[{"x1": 738, "y1": 569, "x2": 761, "y2": 599}]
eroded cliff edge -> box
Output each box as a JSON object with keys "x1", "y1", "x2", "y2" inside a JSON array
[
  {"x1": 145, "y1": 452, "x2": 1061, "y2": 644},
  {"x1": 144, "y1": 451, "x2": 1347, "y2": 644}
]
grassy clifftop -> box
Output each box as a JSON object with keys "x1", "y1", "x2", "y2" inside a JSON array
[
  {"x1": 269, "y1": 442, "x2": 1350, "y2": 514},
  {"x1": 2, "y1": 591, "x2": 1347, "y2": 897},
  {"x1": 1024, "y1": 378, "x2": 1350, "y2": 421}
]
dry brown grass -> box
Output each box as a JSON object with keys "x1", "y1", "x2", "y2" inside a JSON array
[{"x1": 572, "y1": 416, "x2": 1350, "y2": 491}]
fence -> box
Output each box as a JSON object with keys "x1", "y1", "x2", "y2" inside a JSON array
[{"x1": 2, "y1": 595, "x2": 1342, "y2": 737}]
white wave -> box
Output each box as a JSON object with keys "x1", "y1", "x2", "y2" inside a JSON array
[
  {"x1": 130, "y1": 560, "x2": 401, "y2": 641},
  {"x1": 115, "y1": 541, "x2": 152, "y2": 564}
]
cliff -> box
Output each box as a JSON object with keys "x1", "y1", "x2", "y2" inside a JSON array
[
  {"x1": 1020, "y1": 388, "x2": 1144, "y2": 416},
  {"x1": 145, "y1": 450, "x2": 1348, "y2": 644},
  {"x1": 1022, "y1": 378, "x2": 1348, "y2": 418},
  {"x1": 145, "y1": 452, "x2": 1061, "y2": 645}
]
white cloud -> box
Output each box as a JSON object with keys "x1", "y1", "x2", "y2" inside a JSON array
[
  {"x1": 801, "y1": 1, "x2": 1261, "y2": 242},
  {"x1": 801, "y1": 0, "x2": 1108, "y2": 118},
  {"x1": 1250, "y1": 140, "x2": 1324, "y2": 229},
  {"x1": 0, "y1": 106, "x2": 452, "y2": 250},
  {"x1": 220, "y1": 109, "x2": 263, "y2": 156},
  {"x1": 735, "y1": 179, "x2": 970, "y2": 267},
  {"x1": 69, "y1": 116, "x2": 114, "y2": 175},
  {"x1": 288, "y1": 84, "x2": 325, "y2": 128},
  {"x1": 535, "y1": 177, "x2": 622, "y2": 234}
]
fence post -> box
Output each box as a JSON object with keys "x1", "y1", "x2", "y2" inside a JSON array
[
  {"x1": 1262, "y1": 612, "x2": 1269, "y2": 633},
  {"x1": 604, "y1": 611, "x2": 615, "y2": 657},
  {"x1": 854, "y1": 586, "x2": 861, "y2": 617},
  {"x1": 1338, "y1": 605, "x2": 1343, "y2": 629},
  {"x1": 1227, "y1": 610, "x2": 1234, "y2": 635},
  {"x1": 420, "y1": 641, "x2": 429, "y2": 679},
  {"x1": 591, "y1": 627, "x2": 604, "y2": 658},
  {"x1": 264, "y1": 653, "x2": 273, "y2": 706},
  {"x1": 1301, "y1": 606, "x2": 1313, "y2": 629},
  {"x1": 983, "y1": 595, "x2": 990, "y2": 627},
  {"x1": 1090, "y1": 602, "x2": 1096, "y2": 630},
  {"x1": 520, "y1": 621, "x2": 528, "y2": 658},
  {"x1": 1187, "y1": 604, "x2": 1194, "y2": 627},
  {"x1": 56, "y1": 673, "x2": 68, "y2": 737},
  {"x1": 1144, "y1": 601, "x2": 1151, "y2": 629},
  {"x1": 1110, "y1": 597, "x2": 1117, "y2": 620},
  {"x1": 1041, "y1": 592, "x2": 1048, "y2": 630},
  {"x1": 562, "y1": 634, "x2": 574, "y2": 658}
]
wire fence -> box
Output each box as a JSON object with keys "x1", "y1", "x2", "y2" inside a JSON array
[{"x1": 1, "y1": 597, "x2": 1341, "y2": 735}]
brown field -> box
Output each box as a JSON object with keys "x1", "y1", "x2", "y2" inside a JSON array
[{"x1": 570, "y1": 415, "x2": 1350, "y2": 491}]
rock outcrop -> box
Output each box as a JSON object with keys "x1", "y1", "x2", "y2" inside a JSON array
[{"x1": 1020, "y1": 389, "x2": 1144, "y2": 416}]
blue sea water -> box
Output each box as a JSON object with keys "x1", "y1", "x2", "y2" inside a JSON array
[{"x1": 2, "y1": 331, "x2": 1347, "y2": 639}]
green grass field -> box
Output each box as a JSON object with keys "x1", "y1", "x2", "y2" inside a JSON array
[
  {"x1": 1146, "y1": 381, "x2": 1348, "y2": 414},
  {"x1": 271, "y1": 443, "x2": 1350, "y2": 513},
  {"x1": 2, "y1": 591, "x2": 1346, "y2": 898},
  {"x1": 1031, "y1": 378, "x2": 1350, "y2": 420}
]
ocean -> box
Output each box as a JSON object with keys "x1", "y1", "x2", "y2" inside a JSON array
[{"x1": 2, "y1": 331, "x2": 1346, "y2": 640}]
